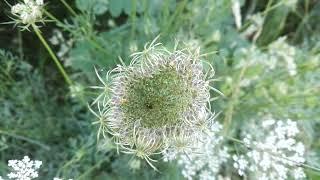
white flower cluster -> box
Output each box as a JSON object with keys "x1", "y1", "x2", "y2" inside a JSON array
[
  {"x1": 49, "y1": 29, "x2": 74, "y2": 66},
  {"x1": 11, "y1": 0, "x2": 44, "y2": 26},
  {"x1": 0, "y1": 156, "x2": 74, "y2": 180},
  {"x1": 163, "y1": 122, "x2": 229, "y2": 180},
  {"x1": 233, "y1": 117, "x2": 306, "y2": 180},
  {"x1": 6, "y1": 156, "x2": 42, "y2": 180},
  {"x1": 268, "y1": 37, "x2": 297, "y2": 76},
  {"x1": 232, "y1": 37, "x2": 297, "y2": 88}
]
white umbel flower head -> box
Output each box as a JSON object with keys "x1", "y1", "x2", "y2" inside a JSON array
[
  {"x1": 90, "y1": 36, "x2": 218, "y2": 169},
  {"x1": 7, "y1": 156, "x2": 42, "y2": 180},
  {"x1": 234, "y1": 117, "x2": 306, "y2": 180},
  {"x1": 163, "y1": 121, "x2": 229, "y2": 180},
  {"x1": 9, "y1": 0, "x2": 45, "y2": 29}
]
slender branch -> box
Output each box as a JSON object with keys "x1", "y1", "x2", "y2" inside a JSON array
[
  {"x1": 130, "y1": 0, "x2": 137, "y2": 40},
  {"x1": 44, "y1": 10, "x2": 111, "y2": 58},
  {"x1": 59, "y1": 0, "x2": 77, "y2": 16},
  {"x1": 0, "y1": 130, "x2": 50, "y2": 150},
  {"x1": 32, "y1": 24, "x2": 73, "y2": 86},
  {"x1": 76, "y1": 157, "x2": 108, "y2": 179},
  {"x1": 223, "y1": 64, "x2": 248, "y2": 134}
]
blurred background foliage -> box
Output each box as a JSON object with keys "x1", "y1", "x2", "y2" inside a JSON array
[{"x1": 0, "y1": 0, "x2": 320, "y2": 179}]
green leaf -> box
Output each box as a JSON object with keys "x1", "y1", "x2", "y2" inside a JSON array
[
  {"x1": 93, "y1": 0, "x2": 109, "y2": 15},
  {"x1": 75, "y1": 0, "x2": 92, "y2": 12},
  {"x1": 109, "y1": 0, "x2": 124, "y2": 17},
  {"x1": 257, "y1": 4, "x2": 290, "y2": 46},
  {"x1": 75, "y1": 0, "x2": 108, "y2": 15}
]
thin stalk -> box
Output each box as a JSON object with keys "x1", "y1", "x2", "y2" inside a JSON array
[
  {"x1": 18, "y1": 30, "x2": 23, "y2": 60},
  {"x1": 0, "y1": 130, "x2": 50, "y2": 150},
  {"x1": 56, "y1": 150, "x2": 84, "y2": 176},
  {"x1": 262, "y1": 0, "x2": 283, "y2": 15},
  {"x1": 130, "y1": 0, "x2": 137, "y2": 40},
  {"x1": 223, "y1": 64, "x2": 248, "y2": 135},
  {"x1": 44, "y1": 10, "x2": 111, "y2": 58},
  {"x1": 76, "y1": 157, "x2": 109, "y2": 179},
  {"x1": 59, "y1": 0, "x2": 77, "y2": 16},
  {"x1": 32, "y1": 24, "x2": 73, "y2": 86},
  {"x1": 163, "y1": 0, "x2": 188, "y2": 34},
  {"x1": 239, "y1": 0, "x2": 286, "y2": 33}
]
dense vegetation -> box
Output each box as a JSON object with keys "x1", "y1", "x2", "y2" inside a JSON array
[{"x1": 0, "y1": 0, "x2": 319, "y2": 179}]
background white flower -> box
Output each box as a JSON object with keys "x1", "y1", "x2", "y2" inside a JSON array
[
  {"x1": 10, "y1": 0, "x2": 45, "y2": 28},
  {"x1": 233, "y1": 117, "x2": 306, "y2": 180},
  {"x1": 7, "y1": 156, "x2": 42, "y2": 180},
  {"x1": 163, "y1": 122, "x2": 230, "y2": 180}
]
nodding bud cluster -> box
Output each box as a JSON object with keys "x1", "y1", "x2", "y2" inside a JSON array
[
  {"x1": 10, "y1": 0, "x2": 44, "y2": 28},
  {"x1": 91, "y1": 37, "x2": 218, "y2": 169}
]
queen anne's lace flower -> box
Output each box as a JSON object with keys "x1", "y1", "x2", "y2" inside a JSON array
[
  {"x1": 10, "y1": 0, "x2": 45, "y2": 29},
  {"x1": 90, "y1": 37, "x2": 218, "y2": 169},
  {"x1": 233, "y1": 117, "x2": 306, "y2": 180},
  {"x1": 163, "y1": 122, "x2": 229, "y2": 180},
  {"x1": 6, "y1": 156, "x2": 42, "y2": 180}
]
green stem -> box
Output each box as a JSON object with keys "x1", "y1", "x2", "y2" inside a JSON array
[
  {"x1": 163, "y1": 0, "x2": 188, "y2": 35},
  {"x1": 223, "y1": 64, "x2": 248, "y2": 135},
  {"x1": 59, "y1": 0, "x2": 77, "y2": 16},
  {"x1": 130, "y1": 0, "x2": 137, "y2": 40},
  {"x1": 0, "y1": 130, "x2": 50, "y2": 150},
  {"x1": 18, "y1": 30, "x2": 23, "y2": 60},
  {"x1": 32, "y1": 24, "x2": 73, "y2": 86},
  {"x1": 44, "y1": 10, "x2": 110, "y2": 58},
  {"x1": 76, "y1": 158, "x2": 108, "y2": 179}
]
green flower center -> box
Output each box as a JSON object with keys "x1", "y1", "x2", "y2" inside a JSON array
[{"x1": 121, "y1": 67, "x2": 193, "y2": 128}]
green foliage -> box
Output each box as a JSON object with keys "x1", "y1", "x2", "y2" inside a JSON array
[
  {"x1": 75, "y1": 0, "x2": 108, "y2": 15},
  {"x1": 1, "y1": 0, "x2": 320, "y2": 179},
  {"x1": 257, "y1": 4, "x2": 289, "y2": 46}
]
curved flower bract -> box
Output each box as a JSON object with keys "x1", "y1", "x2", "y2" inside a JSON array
[{"x1": 91, "y1": 37, "x2": 217, "y2": 169}]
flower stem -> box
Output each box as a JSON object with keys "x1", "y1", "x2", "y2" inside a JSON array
[
  {"x1": 0, "y1": 129, "x2": 50, "y2": 150},
  {"x1": 32, "y1": 24, "x2": 73, "y2": 86},
  {"x1": 130, "y1": 0, "x2": 137, "y2": 40},
  {"x1": 44, "y1": 10, "x2": 111, "y2": 58},
  {"x1": 59, "y1": 0, "x2": 77, "y2": 16},
  {"x1": 223, "y1": 64, "x2": 248, "y2": 135}
]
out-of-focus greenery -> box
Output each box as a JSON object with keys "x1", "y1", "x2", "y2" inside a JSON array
[{"x1": 0, "y1": 0, "x2": 319, "y2": 179}]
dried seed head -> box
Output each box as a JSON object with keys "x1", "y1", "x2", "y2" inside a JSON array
[{"x1": 91, "y1": 37, "x2": 218, "y2": 169}]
